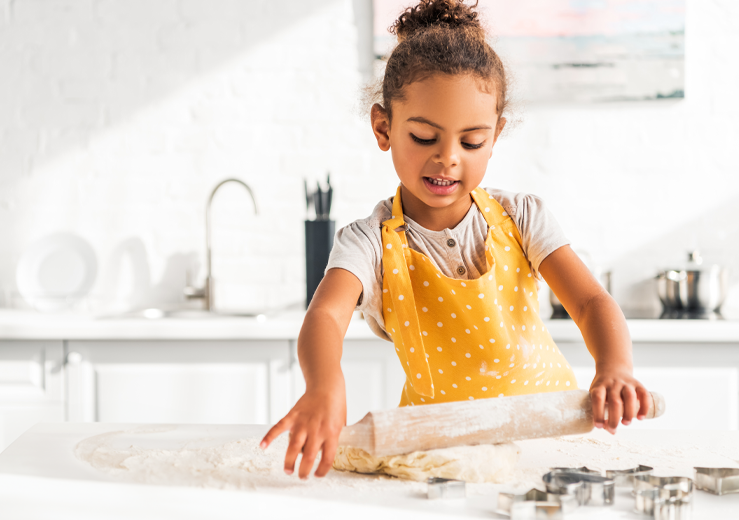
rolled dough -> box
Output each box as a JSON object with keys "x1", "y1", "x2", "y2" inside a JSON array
[{"x1": 332, "y1": 443, "x2": 520, "y2": 483}]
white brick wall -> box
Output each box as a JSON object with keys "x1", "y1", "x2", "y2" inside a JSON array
[
  {"x1": 1, "y1": 0, "x2": 738, "y2": 316},
  {"x1": 0, "y1": 0, "x2": 391, "y2": 313}
]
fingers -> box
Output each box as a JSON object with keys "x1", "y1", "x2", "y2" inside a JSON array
[
  {"x1": 315, "y1": 437, "x2": 339, "y2": 478},
  {"x1": 590, "y1": 386, "x2": 607, "y2": 429},
  {"x1": 269, "y1": 413, "x2": 343, "y2": 479},
  {"x1": 260, "y1": 417, "x2": 292, "y2": 450},
  {"x1": 298, "y1": 435, "x2": 324, "y2": 480},
  {"x1": 606, "y1": 386, "x2": 623, "y2": 434},
  {"x1": 621, "y1": 385, "x2": 637, "y2": 425},
  {"x1": 635, "y1": 385, "x2": 651, "y2": 420},
  {"x1": 284, "y1": 429, "x2": 308, "y2": 475},
  {"x1": 591, "y1": 373, "x2": 651, "y2": 432}
]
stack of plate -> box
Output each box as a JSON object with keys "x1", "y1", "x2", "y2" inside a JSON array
[{"x1": 15, "y1": 232, "x2": 97, "y2": 312}]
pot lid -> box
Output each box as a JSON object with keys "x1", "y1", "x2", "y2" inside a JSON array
[{"x1": 660, "y1": 251, "x2": 725, "y2": 273}]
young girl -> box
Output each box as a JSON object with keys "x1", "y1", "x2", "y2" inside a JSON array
[{"x1": 261, "y1": 0, "x2": 650, "y2": 479}]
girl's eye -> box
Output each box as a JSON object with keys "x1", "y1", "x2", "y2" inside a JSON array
[
  {"x1": 410, "y1": 133, "x2": 486, "y2": 150},
  {"x1": 410, "y1": 133, "x2": 435, "y2": 145}
]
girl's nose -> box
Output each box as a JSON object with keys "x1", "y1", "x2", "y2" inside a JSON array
[{"x1": 433, "y1": 140, "x2": 460, "y2": 169}]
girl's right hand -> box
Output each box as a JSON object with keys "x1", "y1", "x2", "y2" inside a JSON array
[{"x1": 259, "y1": 381, "x2": 347, "y2": 479}]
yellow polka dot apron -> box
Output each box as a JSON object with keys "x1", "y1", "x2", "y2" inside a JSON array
[{"x1": 381, "y1": 186, "x2": 577, "y2": 406}]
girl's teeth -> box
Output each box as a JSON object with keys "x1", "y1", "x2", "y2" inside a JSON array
[{"x1": 429, "y1": 178, "x2": 455, "y2": 186}]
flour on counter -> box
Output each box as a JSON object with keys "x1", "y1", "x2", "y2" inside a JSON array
[
  {"x1": 74, "y1": 426, "x2": 428, "y2": 494},
  {"x1": 74, "y1": 426, "x2": 739, "y2": 500}
]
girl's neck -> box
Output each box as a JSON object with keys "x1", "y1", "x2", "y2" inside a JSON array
[{"x1": 399, "y1": 184, "x2": 473, "y2": 232}]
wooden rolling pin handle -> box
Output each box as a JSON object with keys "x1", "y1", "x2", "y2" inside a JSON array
[{"x1": 646, "y1": 391, "x2": 665, "y2": 419}]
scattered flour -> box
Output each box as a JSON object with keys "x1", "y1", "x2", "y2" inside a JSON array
[
  {"x1": 74, "y1": 426, "x2": 428, "y2": 495},
  {"x1": 74, "y1": 426, "x2": 739, "y2": 500}
]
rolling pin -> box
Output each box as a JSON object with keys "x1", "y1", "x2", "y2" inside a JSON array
[{"x1": 338, "y1": 389, "x2": 665, "y2": 457}]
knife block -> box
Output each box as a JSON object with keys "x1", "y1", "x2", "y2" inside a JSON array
[{"x1": 305, "y1": 219, "x2": 335, "y2": 307}]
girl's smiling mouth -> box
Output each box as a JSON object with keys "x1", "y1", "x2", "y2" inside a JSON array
[{"x1": 423, "y1": 176, "x2": 460, "y2": 195}]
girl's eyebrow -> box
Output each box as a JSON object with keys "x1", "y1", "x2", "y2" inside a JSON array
[{"x1": 406, "y1": 116, "x2": 492, "y2": 132}]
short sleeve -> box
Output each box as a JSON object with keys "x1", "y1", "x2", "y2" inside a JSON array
[
  {"x1": 325, "y1": 217, "x2": 390, "y2": 340},
  {"x1": 484, "y1": 189, "x2": 570, "y2": 277}
]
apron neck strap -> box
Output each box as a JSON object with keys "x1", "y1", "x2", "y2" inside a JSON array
[
  {"x1": 382, "y1": 185, "x2": 409, "y2": 247},
  {"x1": 470, "y1": 187, "x2": 510, "y2": 228}
]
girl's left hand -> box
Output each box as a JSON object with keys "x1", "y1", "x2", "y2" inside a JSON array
[{"x1": 590, "y1": 367, "x2": 651, "y2": 434}]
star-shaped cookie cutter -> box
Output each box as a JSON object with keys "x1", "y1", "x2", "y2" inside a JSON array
[
  {"x1": 497, "y1": 488, "x2": 578, "y2": 519},
  {"x1": 633, "y1": 475, "x2": 693, "y2": 518},
  {"x1": 543, "y1": 467, "x2": 615, "y2": 506},
  {"x1": 694, "y1": 467, "x2": 739, "y2": 496},
  {"x1": 606, "y1": 465, "x2": 654, "y2": 488}
]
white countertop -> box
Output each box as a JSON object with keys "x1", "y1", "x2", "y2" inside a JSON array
[
  {"x1": 0, "y1": 309, "x2": 739, "y2": 343},
  {"x1": 1, "y1": 423, "x2": 738, "y2": 519},
  {"x1": 2, "y1": 308, "x2": 739, "y2": 342}
]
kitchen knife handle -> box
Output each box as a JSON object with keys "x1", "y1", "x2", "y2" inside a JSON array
[{"x1": 315, "y1": 181, "x2": 322, "y2": 218}]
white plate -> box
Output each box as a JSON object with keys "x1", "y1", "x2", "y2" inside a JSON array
[{"x1": 16, "y1": 232, "x2": 98, "y2": 312}]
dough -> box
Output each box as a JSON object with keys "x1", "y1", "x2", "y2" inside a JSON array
[{"x1": 332, "y1": 443, "x2": 520, "y2": 483}]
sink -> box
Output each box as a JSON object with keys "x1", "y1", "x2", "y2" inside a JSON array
[{"x1": 98, "y1": 308, "x2": 268, "y2": 321}]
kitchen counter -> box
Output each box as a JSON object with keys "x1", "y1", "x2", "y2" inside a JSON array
[
  {"x1": 1, "y1": 423, "x2": 738, "y2": 519},
  {"x1": 3, "y1": 308, "x2": 739, "y2": 342}
]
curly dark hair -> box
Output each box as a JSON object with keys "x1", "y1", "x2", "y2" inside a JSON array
[{"x1": 376, "y1": 0, "x2": 508, "y2": 122}]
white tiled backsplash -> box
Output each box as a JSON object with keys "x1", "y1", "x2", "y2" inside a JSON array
[{"x1": 1, "y1": 0, "x2": 738, "y2": 315}]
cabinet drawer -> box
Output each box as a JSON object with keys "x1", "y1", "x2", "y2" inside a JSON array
[
  {"x1": 66, "y1": 341, "x2": 291, "y2": 425},
  {"x1": 0, "y1": 341, "x2": 64, "y2": 402},
  {"x1": 0, "y1": 341, "x2": 65, "y2": 451}
]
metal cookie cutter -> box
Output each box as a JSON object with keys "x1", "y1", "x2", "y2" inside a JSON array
[
  {"x1": 497, "y1": 488, "x2": 577, "y2": 519},
  {"x1": 550, "y1": 466, "x2": 600, "y2": 474},
  {"x1": 543, "y1": 468, "x2": 615, "y2": 506},
  {"x1": 633, "y1": 475, "x2": 693, "y2": 519},
  {"x1": 606, "y1": 465, "x2": 654, "y2": 488},
  {"x1": 427, "y1": 477, "x2": 465, "y2": 499},
  {"x1": 694, "y1": 467, "x2": 739, "y2": 496}
]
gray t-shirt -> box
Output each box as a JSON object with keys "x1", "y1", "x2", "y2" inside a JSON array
[{"x1": 326, "y1": 188, "x2": 569, "y2": 341}]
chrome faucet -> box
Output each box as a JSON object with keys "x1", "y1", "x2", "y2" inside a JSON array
[{"x1": 184, "y1": 178, "x2": 258, "y2": 311}]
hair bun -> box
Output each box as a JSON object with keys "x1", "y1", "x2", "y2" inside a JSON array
[{"x1": 391, "y1": 0, "x2": 483, "y2": 41}]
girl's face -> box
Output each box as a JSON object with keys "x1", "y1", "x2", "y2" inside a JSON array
[{"x1": 372, "y1": 73, "x2": 505, "y2": 210}]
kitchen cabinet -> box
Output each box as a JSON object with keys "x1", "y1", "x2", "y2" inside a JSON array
[
  {"x1": 0, "y1": 341, "x2": 65, "y2": 451},
  {"x1": 2, "y1": 313, "x2": 739, "y2": 452},
  {"x1": 61, "y1": 339, "x2": 739, "y2": 431},
  {"x1": 65, "y1": 341, "x2": 291, "y2": 426}
]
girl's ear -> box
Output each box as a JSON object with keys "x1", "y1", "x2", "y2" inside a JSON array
[
  {"x1": 493, "y1": 117, "x2": 507, "y2": 143},
  {"x1": 490, "y1": 117, "x2": 506, "y2": 158},
  {"x1": 371, "y1": 104, "x2": 391, "y2": 151}
]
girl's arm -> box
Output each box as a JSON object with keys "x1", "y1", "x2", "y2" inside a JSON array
[
  {"x1": 260, "y1": 268, "x2": 363, "y2": 478},
  {"x1": 539, "y1": 245, "x2": 651, "y2": 434}
]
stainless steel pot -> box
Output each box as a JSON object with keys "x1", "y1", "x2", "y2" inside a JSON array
[
  {"x1": 656, "y1": 251, "x2": 729, "y2": 312},
  {"x1": 550, "y1": 270, "x2": 611, "y2": 318}
]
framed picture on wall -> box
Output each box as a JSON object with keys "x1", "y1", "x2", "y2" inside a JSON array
[{"x1": 373, "y1": 0, "x2": 685, "y2": 103}]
